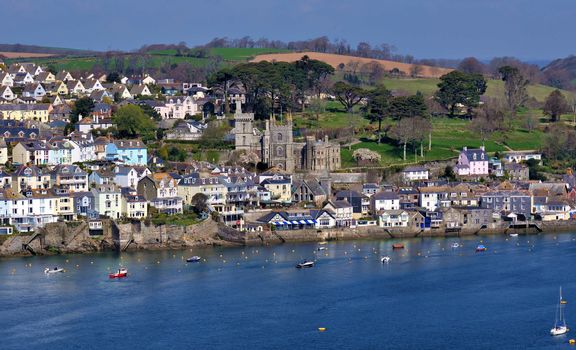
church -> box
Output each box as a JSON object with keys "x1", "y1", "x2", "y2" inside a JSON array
[{"x1": 231, "y1": 102, "x2": 341, "y2": 173}]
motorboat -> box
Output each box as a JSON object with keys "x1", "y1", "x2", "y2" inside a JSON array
[
  {"x1": 381, "y1": 256, "x2": 391, "y2": 264},
  {"x1": 296, "y1": 260, "x2": 315, "y2": 268},
  {"x1": 451, "y1": 242, "x2": 460, "y2": 249},
  {"x1": 109, "y1": 268, "x2": 128, "y2": 279},
  {"x1": 44, "y1": 267, "x2": 64, "y2": 274},
  {"x1": 509, "y1": 233, "x2": 519, "y2": 237},
  {"x1": 392, "y1": 243, "x2": 405, "y2": 250},
  {"x1": 551, "y1": 287, "x2": 569, "y2": 336},
  {"x1": 317, "y1": 247, "x2": 327, "y2": 251},
  {"x1": 475, "y1": 245, "x2": 487, "y2": 252},
  {"x1": 186, "y1": 256, "x2": 202, "y2": 263}
]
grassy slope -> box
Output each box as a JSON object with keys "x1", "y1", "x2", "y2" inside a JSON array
[
  {"x1": 11, "y1": 48, "x2": 290, "y2": 72},
  {"x1": 380, "y1": 78, "x2": 574, "y2": 101}
]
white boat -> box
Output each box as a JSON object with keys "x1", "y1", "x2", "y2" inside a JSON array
[
  {"x1": 44, "y1": 267, "x2": 64, "y2": 274},
  {"x1": 381, "y1": 256, "x2": 391, "y2": 263},
  {"x1": 186, "y1": 256, "x2": 202, "y2": 263},
  {"x1": 551, "y1": 287, "x2": 569, "y2": 336},
  {"x1": 509, "y1": 233, "x2": 519, "y2": 237},
  {"x1": 451, "y1": 242, "x2": 460, "y2": 249},
  {"x1": 317, "y1": 247, "x2": 327, "y2": 251},
  {"x1": 296, "y1": 260, "x2": 314, "y2": 268}
]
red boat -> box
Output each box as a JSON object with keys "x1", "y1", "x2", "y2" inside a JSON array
[
  {"x1": 109, "y1": 268, "x2": 128, "y2": 279},
  {"x1": 392, "y1": 243, "x2": 405, "y2": 250}
]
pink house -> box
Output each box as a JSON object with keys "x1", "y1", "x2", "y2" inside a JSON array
[{"x1": 455, "y1": 146, "x2": 488, "y2": 176}]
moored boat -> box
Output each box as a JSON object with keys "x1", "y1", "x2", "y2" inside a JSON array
[
  {"x1": 296, "y1": 260, "x2": 314, "y2": 268},
  {"x1": 451, "y1": 242, "x2": 460, "y2": 249},
  {"x1": 509, "y1": 233, "x2": 519, "y2": 237},
  {"x1": 44, "y1": 267, "x2": 64, "y2": 274},
  {"x1": 551, "y1": 287, "x2": 569, "y2": 336},
  {"x1": 186, "y1": 256, "x2": 202, "y2": 263},
  {"x1": 109, "y1": 268, "x2": 128, "y2": 279},
  {"x1": 381, "y1": 256, "x2": 391, "y2": 263},
  {"x1": 317, "y1": 246, "x2": 327, "y2": 251},
  {"x1": 392, "y1": 243, "x2": 405, "y2": 250},
  {"x1": 475, "y1": 245, "x2": 487, "y2": 252}
]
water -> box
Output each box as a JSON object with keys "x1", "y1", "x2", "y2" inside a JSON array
[{"x1": 1, "y1": 233, "x2": 576, "y2": 349}]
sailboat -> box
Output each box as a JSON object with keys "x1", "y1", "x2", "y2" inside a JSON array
[{"x1": 551, "y1": 287, "x2": 569, "y2": 336}]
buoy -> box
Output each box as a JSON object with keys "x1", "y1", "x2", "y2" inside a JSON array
[
  {"x1": 318, "y1": 327, "x2": 326, "y2": 332},
  {"x1": 570, "y1": 339, "x2": 575, "y2": 345}
]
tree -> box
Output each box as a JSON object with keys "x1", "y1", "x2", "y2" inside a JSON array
[
  {"x1": 543, "y1": 89, "x2": 569, "y2": 122},
  {"x1": 389, "y1": 118, "x2": 417, "y2": 161},
  {"x1": 409, "y1": 65, "x2": 424, "y2": 78},
  {"x1": 435, "y1": 71, "x2": 487, "y2": 116},
  {"x1": 361, "y1": 61, "x2": 386, "y2": 85},
  {"x1": 352, "y1": 148, "x2": 381, "y2": 164},
  {"x1": 71, "y1": 97, "x2": 95, "y2": 124},
  {"x1": 523, "y1": 109, "x2": 538, "y2": 132},
  {"x1": 469, "y1": 102, "x2": 505, "y2": 146},
  {"x1": 498, "y1": 65, "x2": 529, "y2": 115},
  {"x1": 208, "y1": 67, "x2": 239, "y2": 114},
  {"x1": 364, "y1": 85, "x2": 392, "y2": 142},
  {"x1": 388, "y1": 93, "x2": 428, "y2": 120},
  {"x1": 457, "y1": 57, "x2": 486, "y2": 75},
  {"x1": 443, "y1": 166, "x2": 456, "y2": 181},
  {"x1": 106, "y1": 72, "x2": 121, "y2": 83},
  {"x1": 332, "y1": 81, "x2": 366, "y2": 112},
  {"x1": 191, "y1": 193, "x2": 208, "y2": 214},
  {"x1": 113, "y1": 105, "x2": 157, "y2": 141}
]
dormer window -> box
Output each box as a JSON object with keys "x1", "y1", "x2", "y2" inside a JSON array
[{"x1": 473, "y1": 154, "x2": 477, "y2": 160}]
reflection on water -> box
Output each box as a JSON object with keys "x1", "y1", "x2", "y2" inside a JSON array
[{"x1": 1, "y1": 233, "x2": 575, "y2": 349}]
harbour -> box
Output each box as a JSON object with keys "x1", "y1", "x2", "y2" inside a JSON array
[{"x1": 2, "y1": 232, "x2": 576, "y2": 349}]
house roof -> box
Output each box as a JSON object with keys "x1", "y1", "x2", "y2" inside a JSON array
[{"x1": 372, "y1": 191, "x2": 399, "y2": 200}]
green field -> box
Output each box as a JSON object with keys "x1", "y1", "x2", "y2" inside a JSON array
[
  {"x1": 379, "y1": 78, "x2": 574, "y2": 102},
  {"x1": 209, "y1": 48, "x2": 288, "y2": 61}
]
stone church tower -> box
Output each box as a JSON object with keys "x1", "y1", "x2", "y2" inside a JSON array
[
  {"x1": 232, "y1": 101, "x2": 259, "y2": 153},
  {"x1": 262, "y1": 114, "x2": 295, "y2": 172}
]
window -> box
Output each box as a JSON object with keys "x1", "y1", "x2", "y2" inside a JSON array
[{"x1": 277, "y1": 133, "x2": 283, "y2": 142}]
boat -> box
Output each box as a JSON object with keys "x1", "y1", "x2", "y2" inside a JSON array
[
  {"x1": 509, "y1": 233, "x2": 519, "y2": 237},
  {"x1": 109, "y1": 268, "x2": 128, "y2": 279},
  {"x1": 296, "y1": 260, "x2": 315, "y2": 268},
  {"x1": 44, "y1": 267, "x2": 64, "y2": 274},
  {"x1": 451, "y1": 242, "x2": 460, "y2": 249},
  {"x1": 317, "y1": 247, "x2": 327, "y2": 251},
  {"x1": 551, "y1": 287, "x2": 569, "y2": 336},
  {"x1": 381, "y1": 256, "x2": 391, "y2": 264},
  {"x1": 186, "y1": 256, "x2": 202, "y2": 262},
  {"x1": 392, "y1": 243, "x2": 405, "y2": 250},
  {"x1": 475, "y1": 245, "x2": 487, "y2": 252}
]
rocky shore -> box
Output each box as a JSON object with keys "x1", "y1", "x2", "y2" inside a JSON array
[{"x1": 1, "y1": 219, "x2": 576, "y2": 258}]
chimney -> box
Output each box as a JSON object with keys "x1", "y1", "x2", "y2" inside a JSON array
[
  {"x1": 480, "y1": 145, "x2": 485, "y2": 151},
  {"x1": 463, "y1": 146, "x2": 467, "y2": 151}
]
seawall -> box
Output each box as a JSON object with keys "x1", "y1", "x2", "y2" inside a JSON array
[{"x1": 1, "y1": 219, "x2": 575, "y2": 257}]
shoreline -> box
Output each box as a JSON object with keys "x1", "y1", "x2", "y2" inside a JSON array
[{"x1": 2, "y1": 219, "x2": 576, "y2": 259}]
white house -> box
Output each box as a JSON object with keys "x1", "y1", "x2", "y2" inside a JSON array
[
  {"x1": 322, "y1": 200, "x2": 353, "y2": 227},
  {"x1": 92, "y1": 184, "x2": 122, "y2": 219},
  {"x1": 155, "y1": 96, "x2": 199, "y2": 119},
  {"x1": 455, "y1": 146, "x2": 489, "y2": 176},
  {"x1": 503, "y1": 151, "x2": 542, "y2": 165},
  {"x1": 0, "y1": 72, "x2": 14, "y2": 87},
  {"x1": 402, "y1": 166, "x2": 429, "y2": 182},
  {"x1": 114, "y1": 165, "x2": 151, "y2": 188},
  {"x1": 377, "y1": 210, "x2": 410, "y2": 228},
  {"x1": 418, "y1": 188, "x2": 441, "y2": 211},
  {"x1": 0, "y1": 86, "x2": 16, "y2": 101},
  {"x1": 370, "y1": 191, "x2": 400, "y2": 213}
]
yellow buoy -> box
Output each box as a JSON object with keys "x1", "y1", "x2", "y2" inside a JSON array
[
  {"x1": 318, "y1": 327, "x2": 327, "y2": 332},
  {"x1": 570, "y1": 339, "x2": 575, "y2": 345}
]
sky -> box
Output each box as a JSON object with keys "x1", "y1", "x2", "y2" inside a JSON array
[{"x1": 1, "y1": 0, "x2": 575, "y2": 60}]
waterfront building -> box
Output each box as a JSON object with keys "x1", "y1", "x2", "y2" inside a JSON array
[{"x1": 455, "y1": 146, "x2": 489, "y2": 177}]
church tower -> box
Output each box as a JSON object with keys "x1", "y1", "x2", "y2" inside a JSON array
[{"x1": 233, "y1": 101, "x2": 256, "y2": 152}]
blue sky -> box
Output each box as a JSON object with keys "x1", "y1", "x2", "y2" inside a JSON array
[{"x1": 1, "y1": 0, "x2": 574, "y2": 60}]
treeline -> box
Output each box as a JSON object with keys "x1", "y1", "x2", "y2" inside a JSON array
[
  {"x1": 458, "y1": 56, "x2": 576, "y2": 91},
  {"x1": 208, "y1": 56, "x2": 334, "y2": 118},
  {"x1": 201, "y1": 36, "x2": 432, "y2": 66},
  {"x1": 0, "y1": 43, "x2": 95, "y2": 56}
]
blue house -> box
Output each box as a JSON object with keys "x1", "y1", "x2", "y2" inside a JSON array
[{"x1": 105, "y1": 139, "x2": 147, "y2": 166}]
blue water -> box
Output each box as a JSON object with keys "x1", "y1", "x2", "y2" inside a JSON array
[{"x1": 1, "y1": 233, "x2": 576, "y2": 349}]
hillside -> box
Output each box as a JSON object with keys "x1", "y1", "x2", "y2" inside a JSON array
[
  {"x1": 0, "y1": 43, "x2": 95, "y2": 56},
  {"x1": 251, "y1": 52, "x2": 453, "y2": 78},
  {"x1": 378, "y1": 78, "x2": 574, "y2": 102}
]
